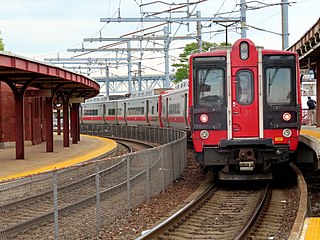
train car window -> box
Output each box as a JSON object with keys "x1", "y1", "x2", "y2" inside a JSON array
[
  {"x1": 169, "y1": 104, "x2": 174, "y2": 114},
  {"x1": 84, "y1": 109, "x2": 98, "y2": 115},
  {"x1": 236, "y1": 71, "x2": 254, "y2": 105},
  {"x1": 127, "y1": 107, "x2": 145, "y2": 115},
  {"x1": 266, "y1": 67, "x2": 292, "y2": 105},
  {"x1": 168, "y1": 103, "x2": 181, "y2": 114},
  {"x1": 197, "y1": 68, "x2": 224, "y2": 105},
  {"x1": 108, "y1": 109, "x2": 116, "y2": 115}
]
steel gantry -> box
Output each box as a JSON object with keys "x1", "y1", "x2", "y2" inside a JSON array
[{"x1": 44, "y1": 1, "x2": 247, "y2": 96}]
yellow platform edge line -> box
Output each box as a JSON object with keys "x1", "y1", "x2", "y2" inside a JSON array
[
  {"x1": 0, "y1": 135, "x2": 117, "y2": 182},
  {"x1": 304, "y1": 218, "x2": 320, "y2": 240},
  {"x1": 301, "y1": 129, "x2": 320, "y2": 138}
]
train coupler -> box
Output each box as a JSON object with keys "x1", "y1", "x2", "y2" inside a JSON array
[{"x1": 239, "y1": 161, "x2": 254, "y2": 171}]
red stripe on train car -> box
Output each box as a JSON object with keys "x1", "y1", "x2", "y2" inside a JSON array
[
  {"x1": 167, "y1": 116, "x2": 185, "y2": 123},
  {"x1": 148, "y1": 116, "x2": 159, "y2": 122},
  {"x1": 82, "y1": 116, "x2": 103, "y2": 121},
  {"x1": 126, "y1": 116, "x2": 147, "y2": 121},
  {"x1": 105, "y1": 116, "x2": 117, "y2": 121}
]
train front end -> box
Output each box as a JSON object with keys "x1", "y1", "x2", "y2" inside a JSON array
[{"x1": 189, "y1": 38, "x2": 301, "y2": 180}]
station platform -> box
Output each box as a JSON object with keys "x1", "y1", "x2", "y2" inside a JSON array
[
  {"x1": 299, "y1": 126, "x2": 320, "y2": 239},
  {"x1": 0, "y1": 134, "x2": 117, "y2": 182}
]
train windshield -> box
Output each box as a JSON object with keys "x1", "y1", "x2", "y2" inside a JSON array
[
  {"x1": 197, "y1": 68, "x2": 224, "y2": 105},
  {"x1": 266, "y1": 67, "x2": 292, "y2": 105}
]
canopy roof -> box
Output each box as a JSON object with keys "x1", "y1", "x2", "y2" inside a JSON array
[{"x1": 0, "y1": 52, "x2": 100, "y2": 101}]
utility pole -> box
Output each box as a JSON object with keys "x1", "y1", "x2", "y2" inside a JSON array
[
  {"x1": 138, "y1": 62, "x2": 142, "y2": 91},
  {"x1": 105, "y1": 66, "x2": 109, "y2": 98},
  {"x1": 164, "y1": 26, "x2": 170, "y2": 88},
  {"x1": 240, "y1": 0, "x2": 247, "y2": 38},
  {"x1": 281, "y1": 0, "x2": 289, "y2": 49},
  {"x1": 196, "y1": 11, "x2": 202, "y2": 52},
  {"x1": 127, "y1": 41, "x2": 133, "y2": 93}
]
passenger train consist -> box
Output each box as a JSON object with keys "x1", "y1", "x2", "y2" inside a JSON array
[{"x1": 81, "y1": 38, "x2": 301, "y2": 180}]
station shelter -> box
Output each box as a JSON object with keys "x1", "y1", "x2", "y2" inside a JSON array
[
  {"x1": 0, "y1": 52, "x2": 100, "y2": 159},
  {"x1": 288, "y1": 17, "x2": 320, "y2": 126}
]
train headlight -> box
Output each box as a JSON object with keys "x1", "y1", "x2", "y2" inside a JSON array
[
  {"x1": 240, "y1": 41, "x2": 249, "y2": 60},
  {"x1": 282, "y1": 128, "x2": 292, "y2": 138},
  {"x1": 200, "y1": 114, "x2": 209, "y2": 123},
  {"x1": 200, "y1": 130, "x2": 209, "y2": 140},
  {"x1": 283, "y1": 112, "x2": 291, "y2": 121}
]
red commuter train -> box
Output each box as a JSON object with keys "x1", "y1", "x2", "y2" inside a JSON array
[
  {"x1": 81, "y1": 81, "x2": 189, "y2": 130},
  {"x1": 80, "y1": 38, "x2": 301, "y2": 180},
  {"x1": 189, "y1": 38, "x2": 301, "y2": 180}
]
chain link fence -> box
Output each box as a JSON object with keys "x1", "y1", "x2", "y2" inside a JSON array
[{"x1": 0, "y1": 125, "x2": 187, "y2": 239}]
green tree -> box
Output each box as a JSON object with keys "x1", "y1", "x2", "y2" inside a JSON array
[
  {"x1": 172, "y1": 41, "x2": 230, "y2": 83},
  {"x1": 0, "y1": 31, "x2": 4, "y2": 50}
]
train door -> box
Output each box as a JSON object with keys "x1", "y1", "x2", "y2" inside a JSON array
[
  {"x1": 124, "y1": 102, "x2": 127, "y2": 125},
  {"x1": 165, "y1": 98, "x2": 169, "y2": 127},
  {"x1": 146, "y1": 100, "x2": 150, "y2": 125},
  {"x1": 183, "y1": 93, "x2": 188, "y2": 128},
  {"x1": 158, "y1": 96, "x2": 163, "y2": 127},
  {"x1": 102, "y1": 104, "x2": 106, "y2": 123},
  {"x1": 231, "y1": 69, "x2": 259, "y2": 138},
  {"x1": 115, "y1": 102, "x2": 118, "y2": 124}
]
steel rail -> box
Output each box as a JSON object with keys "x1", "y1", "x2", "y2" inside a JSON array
[
  {"x1": 136, "y1": 183, "x2": 215, "y2": 240},
  {"x1": 234, "y1": 184, "x2": 270, "y2": 240}
]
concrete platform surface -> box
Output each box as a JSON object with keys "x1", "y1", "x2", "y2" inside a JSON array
[{"x1": 0, "y1": 134, "x2": 117, "y2": 182}]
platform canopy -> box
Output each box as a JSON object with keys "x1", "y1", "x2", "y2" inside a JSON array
[
  {"x1": 287, "y1": 17, "x2": 320, "y2": 70},
  {"x1": 0, "y1": 52, "x2": 100, "y2": 101}
]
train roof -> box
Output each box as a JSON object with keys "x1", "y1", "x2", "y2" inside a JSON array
[
  {"x1": 174, "y1": 80, "x2": 188, "y2": 89},
  {"x1": 85, "y1": 94, "x2": 125, "y2": 103},
  {"x1": 129, "y1": 88, "x2": 173, "y2": 98}
]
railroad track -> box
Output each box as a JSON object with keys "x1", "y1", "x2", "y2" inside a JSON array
[
  {"x1": 138, "y1": 179, "x2": 300, "y2": 239},
  {"x1": 111, "y1": 137, "x2": 156, "y2": 154},
  {"x1": 0, "y1": 138, "x2": 155, "y2": 239}
]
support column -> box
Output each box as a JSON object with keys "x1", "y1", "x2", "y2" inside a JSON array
[
  {"x1": 71, "y1": 103, "x2": 78, "y2": 144},
  {"x1": 316, "y1": 60, "x2": 320, "y2": 127},
  {"x1": 4, "y1": 78, "x2": 34, "y2": 160},
  {"x1": 45, "y1": 97, "x2": 54, "y2": 152},
  {"x1": 63, "y1": 101, "x2": 70, "y2": 147},
  {"x1": 15, "y1": 93, "x2": 25, "y2": 159},
  {"x1": 57, "y1": 109, "x2": 61, "y2": 135},
  {"x1": 76, "y1": 103, "x2": 80, "y2": 142}
]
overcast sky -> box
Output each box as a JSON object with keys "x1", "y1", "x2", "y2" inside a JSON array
[{"x1": 0, "y1": 0, "x2": 319, "y2": 76}]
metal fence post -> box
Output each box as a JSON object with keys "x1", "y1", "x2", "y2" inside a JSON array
[
  {"x1": 53, "y1": 171, "x2": 59, "y2": 240},
  {"x1": 171, "y1": 144, "x2": 175, "y2": 182},
  {"x1": 126, "y1": 156, "x2": 131, "y2": 217},
  {"x1": 160, "y1": 149, "x2": 165, "y2": 192},
  {"x1": 144, "y1": 126, "x2": 147, "y2": 141},
  {"x1": 179, "y1": 139, "x2": 182, "y2": 174},
  {"x1": 145, "y1": 152, "x2": 150, "y2": 203},
  {"x1": 95, "y1": 164, "x2": 101, "y2": 232}
]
